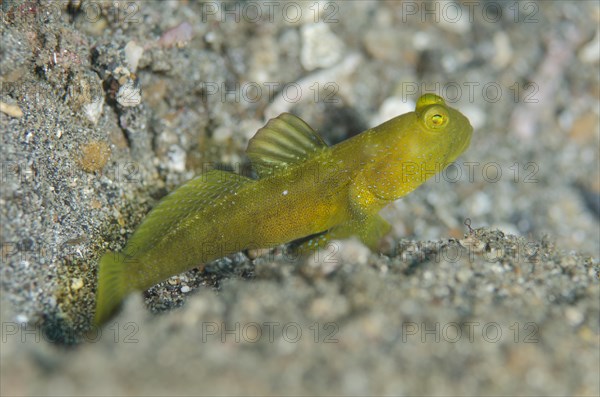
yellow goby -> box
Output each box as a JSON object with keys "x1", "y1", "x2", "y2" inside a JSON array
[{"x1": 94, "y1": 94, "x2": 473, "y2": 325}]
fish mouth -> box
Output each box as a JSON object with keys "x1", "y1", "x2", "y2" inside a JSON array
[
  {"x1": 458, "y1": 132, "x2": 472, "y2": 155},
  {"x1": 447, "y1": 124, "x2": 473, "y2": 163},
  {"x1": 457, "y1": 120, "x2": 473, "y2": 156}
]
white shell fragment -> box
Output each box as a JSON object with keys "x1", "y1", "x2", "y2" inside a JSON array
[{"x1": 117, "y1": 80, "x2": 142, "y2": 107}]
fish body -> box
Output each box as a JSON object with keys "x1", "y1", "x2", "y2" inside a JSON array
[{"x1": 94, "y1": 94, "x2": 473, "y2": 325}]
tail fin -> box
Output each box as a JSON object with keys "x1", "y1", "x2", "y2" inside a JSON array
[{"x1": 94, "y1": 252, "x2": 128, "y2": 326}]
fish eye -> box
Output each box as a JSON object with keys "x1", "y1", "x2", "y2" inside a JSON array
[
  {"x1": 423, "y1": 106, "x2": 449, "y2": 130},
  {"x1": 431, "y1": 114, "x2": 444, "y2": 125}
]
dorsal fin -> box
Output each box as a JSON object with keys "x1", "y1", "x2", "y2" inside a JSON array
[
  {"x1": 124, "y1": 170, "x2": 252, "y2": 257},
  {"x1": 247, "y1": 113, "x2": 328, "y2": 178}
]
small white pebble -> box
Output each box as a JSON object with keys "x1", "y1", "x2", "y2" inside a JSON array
[
  {"x1": 438, "y1": 8, "x2": 470, "y2": 34},
  {"x1": 204, "y1": 31, "x2": 216, "y2": 43},
  {"x1": 116, "y1": 80, "x2": 141, "y2": 107},
  {"x1": 124, "y1": 40, "x2": 144, "y2": 72},
  {"x1": 71, "y1": 278, "x2": 84, "y2": 290},
  {"x1": 15, "y1": 314, "x2": 28, "y2": 324},
  {"x1": 212, "y1": 126, "x2": 232, "y2": 142},
  {"x1": 282, "y1": 190, "x2": 288, "y2": 196},
  {"x1": 469, "y1": 191, "x2": 492, "y2": 216},
  {"x1": 370, "y1": 97, "x2": 415, "y2": 128},
  {"x1": 492, "y1": 31, "x2": 513, "y2": 69},
  {"x1": 0, "y1": 101, "x2": 23, "y2": 118},
  {"x1": 412, "y1": 31, "x2": 431, "y2": 51},
  {"x1": 300, "y1": 23, "x2": 344, "y2": 71},
  {"x1": 565, "y1": 307, "x2": 584, "y2": 327},
  {"x1": 158, "y1": 22, "x2": 193, "y2": 48},
  {"x1": 82, "y1": 97, "x2": 104, "y2": 125},
  {"x1": 456, "y1": 268, "x2": 473, "y2": 283},
  {"x1": 167, "y1": 145, "x2": 186, "y2": 173},
  {"x1": 181, "y1": 285, "x2": 191, "y2": 293}
]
